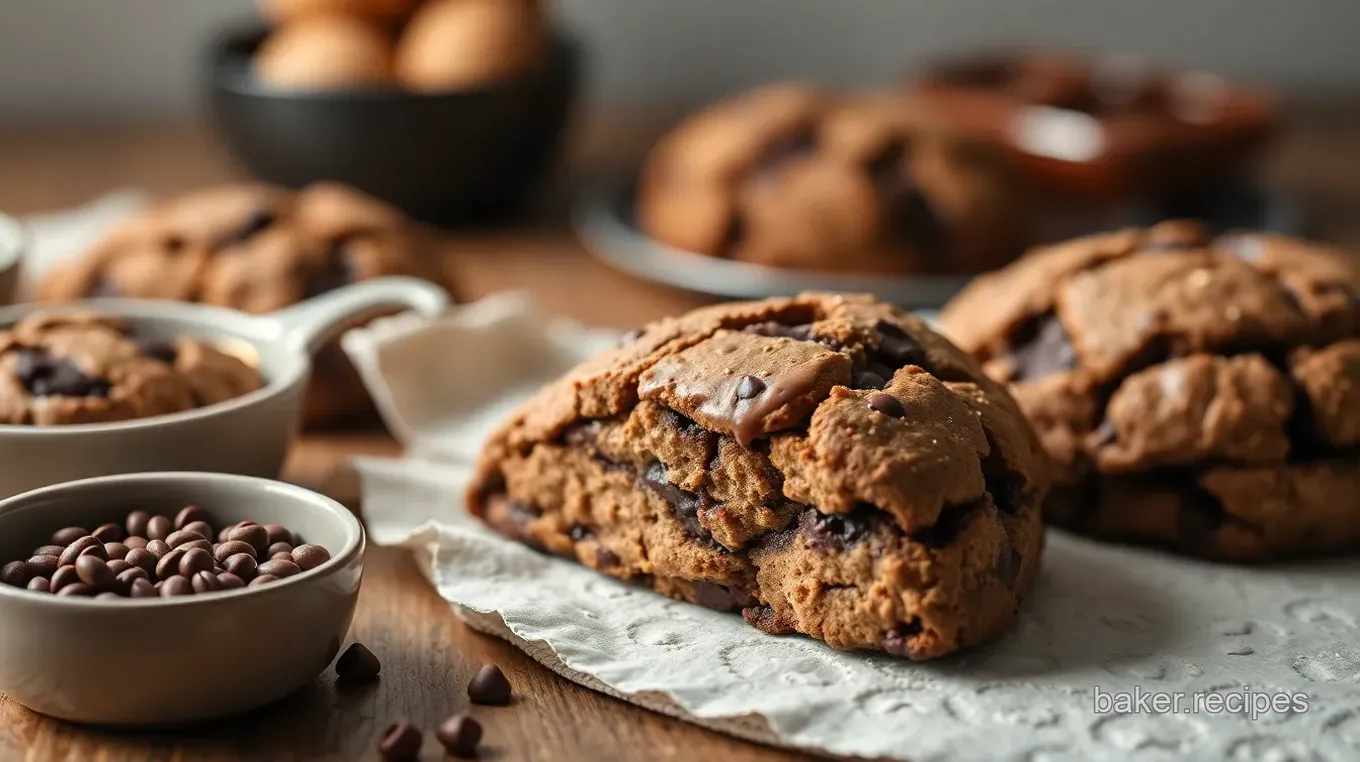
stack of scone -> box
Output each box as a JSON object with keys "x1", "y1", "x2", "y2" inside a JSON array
[
  {"x1": 40, "y1": 182, "x2": 447, "y2": 427},
  {"x1": 942, "y1": 221, "x2": 1360, "y2": 561},
  {"x1": 638, "y1": 85, "x2": 1035, "y2": 276},
  {"x1": 253, "y1": 0, "x2": 544, "y2": 92}
]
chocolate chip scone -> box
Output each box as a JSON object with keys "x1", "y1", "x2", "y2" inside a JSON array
[
  {"x1": 941, "y1": 221, "x2": 1360, "y2": 561},
  {"x1": 0, "y1": 312, "x2": 261, "y2": 425},
  {"x1": 469, "y1": 293, "x2": 1048, "y2": 659},
  {"x1": 40, "y1": 182, "x2": 446, "y2": 426},
  {"x1": 637, "y1": 85, "x2": 1034, "y2": 275}
]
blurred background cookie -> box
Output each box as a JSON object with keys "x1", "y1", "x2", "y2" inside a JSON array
[
  {"x1": 40, "y1": 182, "x2": 448, "y2": 428},
  {"x1": 257, "y1": 0, "x2": 419, "y2": 24},
  {"x1": 253, "y1": 14, "x2": 395, "y2": 90},
  {"x1": 394, "y1": 0, "x2": 543, "y2": 92},
  {"x1": 636, "y1": 84, "x2": 1034, "y2": 276}
]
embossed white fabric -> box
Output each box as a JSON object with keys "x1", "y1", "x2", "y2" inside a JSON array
[{"x1": 343, "y1": 293, "x2": 1360, "y2": 762}]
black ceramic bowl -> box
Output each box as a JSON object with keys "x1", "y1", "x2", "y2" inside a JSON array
[{"x1": 207, "y1": 27, "x2": 581, "y2": 225}]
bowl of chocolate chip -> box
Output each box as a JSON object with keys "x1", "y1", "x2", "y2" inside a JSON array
[
  {"x1": 0, "y1": 212, "x2": 24, "y2": 307},
  {"x1": 0, "y1": 276, "x2": 446, "y2": 499},
  {"x1": 0, "y1": 471, "x2": 364, "y2": 725}
]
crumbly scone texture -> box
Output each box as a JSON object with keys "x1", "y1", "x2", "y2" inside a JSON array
[
  {"x1": 941, "y1": 220, "x2": 1360, "y2": 561},
  {"x1": 469, "y1": 292, "x2": 1050, "y2": 659},
  {"x1": 0, "y1": 312, "x2": 261, "y2": 426},
  {"x1": 636, "y1": 85, "x2": 1033, "y2": 276},
  {"x1": 39, "y1": 182, "x2": 444, "y2": 425}
]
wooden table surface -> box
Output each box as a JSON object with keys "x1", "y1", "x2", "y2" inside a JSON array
[{"x1": 0, "y1": 110, "x2": 1358, "y2": 762}]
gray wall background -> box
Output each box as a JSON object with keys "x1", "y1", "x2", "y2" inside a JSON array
[{"x1": 1, "y1": 0, "x2": 1358, "y2": 118}]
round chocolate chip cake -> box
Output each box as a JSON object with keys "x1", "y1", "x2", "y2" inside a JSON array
[
  {"x1": 40, "y1": 182, "x2": 446, "y2": 426},
  {"x1": 942, "y1": 221, "x2": 1360, "y2": 561},
  {"x1": 469, "y1": 293, "x2": 1049, "y2": 659},
  {"x1": 636, "y1": 84, "x2": 1034, "y2": 275}
]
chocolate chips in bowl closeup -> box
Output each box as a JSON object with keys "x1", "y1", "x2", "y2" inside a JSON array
[{"x1": 0, "y1": 472, "x2": 364, "y2": 725}]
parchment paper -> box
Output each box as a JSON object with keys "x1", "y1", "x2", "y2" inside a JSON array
[{"x1": 341, "y1": 293, "x2": 1360, "y2": 762}]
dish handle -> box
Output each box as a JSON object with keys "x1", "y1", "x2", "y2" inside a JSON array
[{"x1": 267, "y1": 277, "x2": 449, "y2": 356}]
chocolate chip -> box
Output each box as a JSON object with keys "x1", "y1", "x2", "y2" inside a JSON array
[
  {"x1": 115, "y1": 567, "x2": 148, "y2": 590},
  {"x1": 336, "y1": 642, "x2": 381, "y2": 682},
  {"x1": 267, "y1": 541, "x2": 294, "y2": 559},
  {"x1": 263, "y1": 523, "x2": 293, "y2": 546},
  {"x1": 741, "y1": 321, "x2": 818, "y2": 343},
  {"x1": 25, "y1": 555, "x2": 59, "y2": 578},
  {"x1": 190, "y1": 570, "x2": 222, "y2": 594},
  {"x1": 75, "y1": 555, "x2": 115, "y2": 591},
  {"x1": 874, "y1": 321, "x2": 928, "y2": 368},
  {"x1": 125, "y1": 511, "x2": 150, "y2": 539},
  {"x1": 1, "y1": 561, "x2": 30, "y2": 587},
  {"x1": 378, "y1": 719, "x2": 422, "y2": 762},
  {"x1": 135, "y1": 338, "x2": 179, "y2": 365},
  {"x1": 217, "y1": 572, "x2": 245, "y2": 590},
  {"x1": 215, "y1": 209, "x2": 276, "y2": 249},
  {"x1": 801, "y1": 508, "x2": 875, "y2": 551},
  {"x1": 689, "y1": 581, "x2": 758, "y2": 612},
  {"x1": 436, "y1": 714, "x2": 483, "y2": 758},
  {"x1": 103, "y1": 542, "x2": 129, "y2": 561},
  {"x1": 224, "y1": 553, "x2": 258, "y2": 581},
  {"x1": 878, "y1": 168, "x2": 949, "y2": 256},
  {"x1": 291, "y1": 544, "x2": 330, "y2": 571},
  {"x1": 879, "y1": 619, "x2": 924, "y2": 657},
  {"x1": 51, "y1": 527, "x2": 88, "y2": 546},
  {"x1": 468, "y1": 664, "x2": 512, "y2": 705},
  {"x1": 736, "y1": 375, "x2": 766, "y2": 400},
  {"x1": 49, "y1": 565, "x2": 80, "y2": 593},
  {"x1": 171, "y1": 505, "x2": 208, "y2": 530},
  {"x1": 227, "y1": 524, "x2": 270, "y2": 558},
  {"x1": 850, "y1": 369, "x2": 889, "y2": 390},
  {"x1": 867, "y1": 392, "x2": 905, "y2": 418},
  {"x1": 58, "y1": 536, "x2": 102, "y2": 567},
  {"x1": 129, "y1": 578, "x2": 157, "y2": 597},
  {"x1": 983, "y1": 461, "x2": 1029, "y2": 516},
  {"x1": 912, "y1": 503, "x2": 979, "y2": 548},
  {"x1": 146, "y1": 515, "x2": 172, "y2": 542},
  {"x1": 595, "y1": 546, "x2": 621, "y2": 568},
  {"x1": 155, "y1": 550, "x2": 186, "y2": 581},
  {"x1": 91, "y1": 523, "x2": 124, "y2": 543},
  {"x1": 1008, "y1": 315, "x2": 1077, "y2": 382},
  {"x1": 159, "y1": 575, "x2": 193, "y2": 597},
  {"x1": 124, "y1": 547, "x2": 156, "y2": 575},
  {"x1": 178, "y1": 548, "x2": 214, "y2": 577},
  {"x1": 13, "y1": 349, "x2": 111, "y2": 398},
  {"x1": 640, "y1": 462, "x2": 712, "y2": 543},
  {"x1": 257, "y1": 559, "x2": 301, "y2": 578},
  {"x1": 166, "y1": 529, "x2": 206, "y2": 549},
  {"x1": 106, "y1": 559, "x2": 132, "y2": 576},
  {"x1": 144, "y1": 539, "x2": 171, "y2": 560}
]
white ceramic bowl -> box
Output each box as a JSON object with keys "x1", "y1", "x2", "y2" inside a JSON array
[
  {"x1": 0, "y1": 472, "x2": 365, "y2": 725},
  {"x1": 0, "y1": 276, "x2": 447, "y2": 500}
]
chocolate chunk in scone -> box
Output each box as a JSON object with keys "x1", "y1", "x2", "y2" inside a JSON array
[
  {"x1": 38, "y1": 182, "x2": 445, "y2": 427},
  {"x1": 942, "y1": 221, "x2": 1360, "y2": 561},
  {"x1": 0, "y1": 312, "x2": 261, "y2": 426},
  {"x1": 469, "y1": 293, "x2": 1049, "y2": 659}
]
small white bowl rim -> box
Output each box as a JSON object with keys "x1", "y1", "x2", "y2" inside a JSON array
[
  {"x1": 0, "y1": 299, "x2": 306, "y2": 437},
  {"x1": 0, "y1": 472, "x2": 364, "y2": 609}
]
